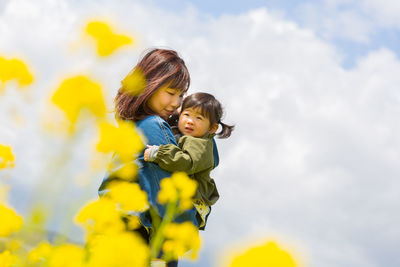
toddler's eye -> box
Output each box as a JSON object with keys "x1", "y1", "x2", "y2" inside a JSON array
[{"x1": 197, "y1": 117, "x2": 203, "y2": 120}]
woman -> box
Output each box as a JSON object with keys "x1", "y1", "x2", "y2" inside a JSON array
[{"x1": 100, "y1": 48, "x2": 219, "y2": 267}]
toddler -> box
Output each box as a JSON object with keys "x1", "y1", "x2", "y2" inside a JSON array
[{"x1": 144, "y1": 92, "x2": 234, "y2": 228}]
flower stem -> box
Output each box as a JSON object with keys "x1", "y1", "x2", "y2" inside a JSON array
[{"x1": 150, "y1": 199, "x2": 177, "y2": 261}]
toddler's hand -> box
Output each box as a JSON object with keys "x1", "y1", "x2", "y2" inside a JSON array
[
  {"x1": 144, "y1": 145, "x2": 151, "y2": 161},
  {"x1": 144, "y1": 145, "x2": 155, "y2": 161}
]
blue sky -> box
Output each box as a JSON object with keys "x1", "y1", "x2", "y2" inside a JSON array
[{"x1": 1, "y1": 0, "x2": 400, "y2": 266}]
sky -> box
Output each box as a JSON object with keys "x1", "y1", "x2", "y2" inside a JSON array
[{"x1": 1, "y1": 0, "x2": 400, "y2": 266}]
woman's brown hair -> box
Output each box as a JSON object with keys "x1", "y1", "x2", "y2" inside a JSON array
[
  {"x1": 181, "y1": 92, "x2": 234, "y2": 139},
  {"x1": 115, "y1": 48, "x2": 190, "y2": 121}
]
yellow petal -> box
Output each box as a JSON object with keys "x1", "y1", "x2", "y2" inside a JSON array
[
  {"x1": 0, "y1": 56, "x2": 34, "y2": 88},
  {"x1": 121, "y1": 68, "x2": 146, "y2": 96},
  {"x1": 227, "y1": 241, "x2": 298, "y2": 267},
  {"x1": 0, "y1": 204, "x2": 23, "y2": 237},
  {"x1": 0, "y1": 144, "x2": 15, "y2": 169},
  {"x1": 107, "y1": 181, "x2": 149, "y2": 212},
  {"x1": 85, "y1": 21, "x2": 134, "y2": 57},
  {"x1": 96, "y1": 120, "x2": 144, "y2": 162},
  {"x1": 51, "y1": 75, "x2": 106, "y2": 124}
]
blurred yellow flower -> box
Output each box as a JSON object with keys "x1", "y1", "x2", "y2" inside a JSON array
[
  {"x1": 96, "y1": 120, "x2": 144, "y2": 162},
  {"x1": 162, "y1": 222, "x2": 201, "y2": 260},
  {"x1": 28, "y1": 242, "x2": 85, "y2": 267},
  {"x1": 85, "y1": 21, "x2": 133, "y2": 57},
  {"x1": 0, "y1": 56, "x2": 34, "y2": 89},
  {"x1": 48, "y1": 244, "x2": 85, "y2": 267},
  {"x1": 51, "y1": 75, "x2": 106, "y2": 131},
  {"x1": 107, "y1": 181, "x2": 149, "y2": 212},
  {"x1": 124, "y1": 214, "x2": 141, "y2": 230},
  {"x1": 28, "y1": 241, "x2": 52, "y2": 263},
  {"x1": 121, "y1": 68, "x2": 146, "y2": 96},
  {"x1": 0, "y1": 204, "x2": 23, "y2": 237},
  {"x1": 158, "y1": 172, "x2": 197, "y2": 210},
  {"x1": 109, "y1": 161, "x2": 139, "y2": 181},
  {"x1": 5, "y1": 240, "x2": 21, "y2": 252},
  {"x1": 88, "y1": 232, "x2": 149, "y2": 267},
  {"x1": 0, "y1": 144, "x2": 15, "y2": 169},
  {"x1": 158, "y1": 177, "x2": 177, "y2": 203},
  {"x1": 227, "y1": 241, "x2": 297, "y2": 267},
  {"x1": 75, "y1": 198, "x2": 125, "y2": 235},
  {"x1": 0, "y1": 250, "x2": 17, "y2": 267}
]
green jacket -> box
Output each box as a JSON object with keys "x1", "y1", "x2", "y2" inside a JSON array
[{"x1": 149, "y1": 133, "x2": 220, "y2": 206}]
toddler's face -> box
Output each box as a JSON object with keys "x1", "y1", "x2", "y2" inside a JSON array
[{"x1": 178, "y1": 107, "x2": 217, "y2": 138}]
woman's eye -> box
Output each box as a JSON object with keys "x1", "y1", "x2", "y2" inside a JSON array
[{"x1": 167, "y1": 92, "x2": 175, "y2": 96}]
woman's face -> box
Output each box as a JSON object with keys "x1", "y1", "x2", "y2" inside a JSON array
[{"x1": 147, "y1": 85, "x2": 183, "y2": 120}]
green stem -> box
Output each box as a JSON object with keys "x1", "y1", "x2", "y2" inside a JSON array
[{"x1": 150, "y1": 199, "x2": 178, "y2": 261}]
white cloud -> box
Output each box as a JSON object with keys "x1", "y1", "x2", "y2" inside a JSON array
[
  {"x1": 298, "y1": 0, "x2": 400, "y2": 44},
  {"x1": 1, "y1": 1, "x2": 400, "y2": 266},
  {"x1": 355, "y1": 0, "x2": 400, "y2": 27}
]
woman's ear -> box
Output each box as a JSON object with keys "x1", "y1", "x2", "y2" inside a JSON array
[{"x1": 209, "y1": 123, "x2": 219, "y2": 134}]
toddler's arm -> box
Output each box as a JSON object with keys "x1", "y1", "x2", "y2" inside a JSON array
[{"x1": 144, "y1": 136, "x2": 213, "y2": 175}]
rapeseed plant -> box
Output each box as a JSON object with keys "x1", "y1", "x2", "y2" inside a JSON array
[
  {"x1": 51, "y1": 75, "x2": 106, "y2": 133},
  {"x1": 0, "y1": 205, "x2": 23, "y2": 237},
  {"x1": 0, "y1": 56, "x2": 34, "y2": 90},
  {"x1": 0, "y1": 145, "x2": 15, "y2": 169},
  {"x1": 85, "y1": 21, "x2": 134, "y2": 57}
]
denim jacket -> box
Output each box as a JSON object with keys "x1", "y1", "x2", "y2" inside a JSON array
[{"x1": 98, "y1": 115, "x2": 219, "y2": 229}]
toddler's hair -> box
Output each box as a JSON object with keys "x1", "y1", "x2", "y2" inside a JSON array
[{"x1": 181, "y1": 92, "x2": 234, "y2": 138}]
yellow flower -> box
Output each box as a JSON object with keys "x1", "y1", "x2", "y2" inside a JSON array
[
  {"x1": 227, "y1": 241, "x2": 297, "y2": 267},
  {"x1": 121, "y1": 68, "x2": 146, "y2": 96},
  {"x1": 28, "y1": 241, "x2": 52, "y2": 263},
  {"x1": 157, "y1": 172, "x2": 197, "y2": 210},
  {"x1": 123, "y1": 214, "x2": 141, "y2": 230},
  {"x1": 85, "y1": 21, "x2": 133, "y2": 57},
  {"x1": 75, "y1": 198, "x2": 125, "y2": 235},
  {"x1": 0, "y1": 250, "x2": 17, "y2": 267},
  {"x1": 162, "y1": 222, "x2": 201, "y2": 260},
  {"x1": 0, "y1": 144, "x2": 15, "y2": 169},
  {"x1": 28, "y1": 242, "x2": 85, "y2": 267},
  {"x1": 0, "y1": 56, "x2": 34, "y2": 89},
  {"x1": 107, "y1": 181, "x2": 149, "y2": 212},
  {"x1": 96, "y1": 120, "x2": 144, "y2": 163},
  {"x1": 0, "y1": 204, "x2": 23, "y2": 237},
  {"x1": 48, "y1": 244, "x2": 85, "y2": 267},
  {"x1": 172, "y1": 172, "x2": 197, "y2": 200},
  {"x1": 88, "y1": 232, "x2": 149, "y2": 267},
  {"x1": 51, "y1": 75, "x2": 106, "y2": 131},
  {"x1": 109, "y1": 161, "x2": 139, "y2": 181},
  {"x1": 158, "y1": 177, "x2": 177, "y2": 204}
]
